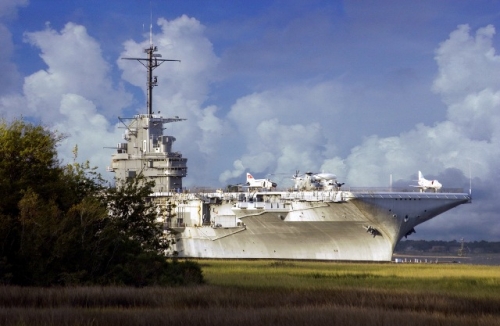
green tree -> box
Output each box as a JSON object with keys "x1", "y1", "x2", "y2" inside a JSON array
[
  {"x1": 106, "y1": 177, "x2": 168, "y2": 253},
  {"x1": 0, "y1": 118, "x2": 203, "y2": 286},
  {"x1": 94, "y1": 176, "x2": 173, "y2": 286},
  {"x1": 0, "y1": 119, "x2": 64, "y2": 217},
  {"x1": 0, "y1": 118, "x2": 65, "y2": 284}
]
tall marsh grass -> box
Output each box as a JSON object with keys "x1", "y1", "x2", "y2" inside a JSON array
[
  {"x1": 203, "y1": 260, "x2": 500, "y2": 297},
  {"x1": 0, "y1": 260, "x2": 499, "y2": 325}
]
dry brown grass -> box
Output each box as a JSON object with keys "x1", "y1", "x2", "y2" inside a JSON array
[{"x1": 0, "y1": 260, "x2": 499, "y2": 325}]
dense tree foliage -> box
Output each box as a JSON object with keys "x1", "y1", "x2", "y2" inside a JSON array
[
  {"x1": 396, "y1": 240, "x2": 500, "y2": 254},
  {"x1": 0, "y1": 118, "x2": 203, "y2": 286}
]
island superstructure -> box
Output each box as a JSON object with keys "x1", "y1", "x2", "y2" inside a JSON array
[
  {"x1": 108, "y1": 39, "x2": 471, "y2": 261},
  {"x1": 108, "y1": 41, "x2": 187, "y2": 193}
]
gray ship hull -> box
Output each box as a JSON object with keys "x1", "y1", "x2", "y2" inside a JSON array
[{"x1": 164, "y1": 190, "x2": 470, "y2": 261}]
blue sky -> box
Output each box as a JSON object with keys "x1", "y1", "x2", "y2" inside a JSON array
[{"x1": 2, "y1": 0, "x2": 500, "y2": 241}]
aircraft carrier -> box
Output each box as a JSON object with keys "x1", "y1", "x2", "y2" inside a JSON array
[{"x1": 108, "y1": 39, "x2": 471, "y2": 262}]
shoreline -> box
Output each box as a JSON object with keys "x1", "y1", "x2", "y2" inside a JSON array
[{"x1": 392, "y1": 252, "x2": 500, "y2": 265}]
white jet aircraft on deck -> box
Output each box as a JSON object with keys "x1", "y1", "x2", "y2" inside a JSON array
[
  {"x1": 246, "y1": 173, "x2": 277, "y2": 190},
  {"x1": 412, "y1": 171, "x2": 442, "y2": 192}
]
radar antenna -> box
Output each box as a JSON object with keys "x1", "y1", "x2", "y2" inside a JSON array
[
  {"x1": 469, "y1": 161, "x2": 472, "y2": 197},
  {"x1": 122, "y1": 13, "x2": 180, "y2": 116},
  {"x1": 149, "y1": 6, "x2": 153, "y2": 47}
]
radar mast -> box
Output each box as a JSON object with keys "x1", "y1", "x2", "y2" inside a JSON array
[{"x1": 121, "y1": 18, "x2": 180, "y2": 115}]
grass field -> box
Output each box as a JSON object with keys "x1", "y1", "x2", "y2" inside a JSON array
[{"x1": 0, "y1": 260, "x2": 499, "y2": 325}]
